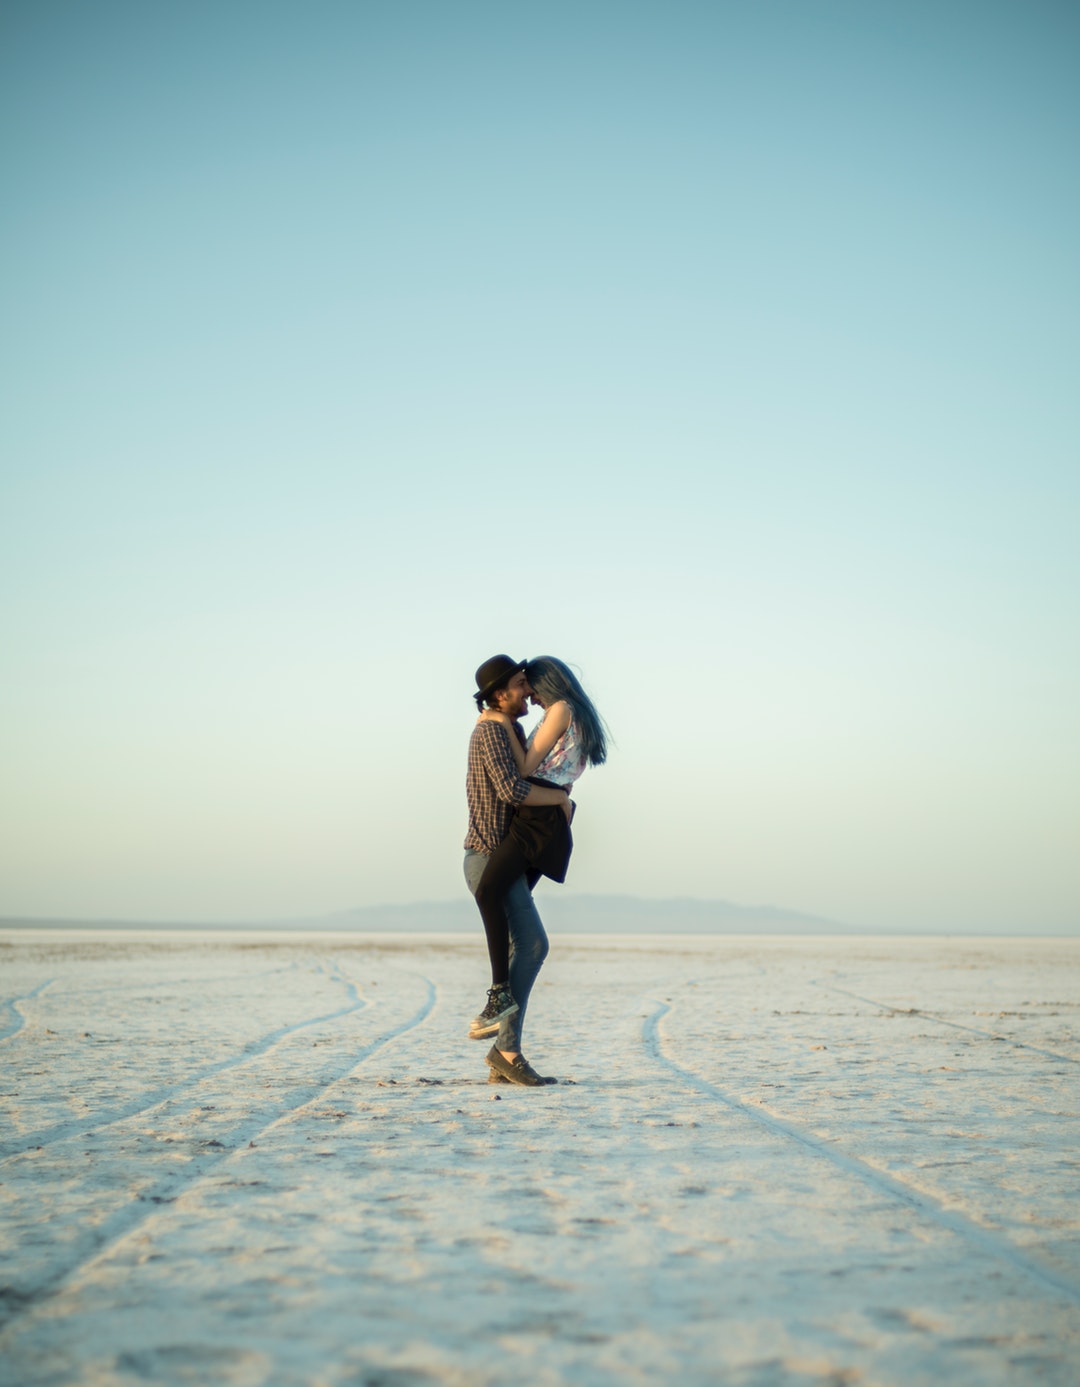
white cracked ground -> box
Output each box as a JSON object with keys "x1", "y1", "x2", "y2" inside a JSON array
[{"x1": 1, "y1": 929, "x2": 1078, "y2": 1386}]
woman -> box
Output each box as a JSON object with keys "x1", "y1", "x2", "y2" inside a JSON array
[{"x1": 469, "y1": 656, "x2": 609, "y2": 1037}]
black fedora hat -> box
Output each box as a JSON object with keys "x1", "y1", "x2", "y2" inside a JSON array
[{"x1": 474, "y1": 654, "x2": 527, "y2": 702}]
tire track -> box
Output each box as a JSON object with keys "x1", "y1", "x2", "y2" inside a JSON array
[
  {"x1": 0, "y1": 958, "x2": 365, "y2": 1160},
  {"x1": 811, "y1": 978, "x2": 1080, "y2": 1066},
  {"x1": 643, "y1": 1000, "x2": 1080, "y2": 1305},
  {"x1": 0, "y1": 972, "x2": 437, "y2": 1332},
  {"x1": 0, "y1": 981, "x2": 55, "y2": 1044}
]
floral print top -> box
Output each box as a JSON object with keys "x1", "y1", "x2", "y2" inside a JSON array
[{"x1": 528, "y1": 712, "x2": 587, "y2": 788}]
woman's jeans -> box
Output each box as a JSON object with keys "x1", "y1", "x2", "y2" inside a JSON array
[{"x1": 464, "y1": 849, "x2": 549, "y2": 1052}]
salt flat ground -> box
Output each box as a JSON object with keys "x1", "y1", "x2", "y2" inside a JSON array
[{"x1": 1, "y1": 930, "x2": 1078, "y2": 1387}]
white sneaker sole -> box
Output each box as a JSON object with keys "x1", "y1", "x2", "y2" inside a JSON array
[{"x1": 468, "y1": 1002, "x2": 519, "y2": 1039}]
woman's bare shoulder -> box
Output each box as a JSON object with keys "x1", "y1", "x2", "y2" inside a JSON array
[{"x1": 543, "y1": 700, "x2": 573, "y2": 730}]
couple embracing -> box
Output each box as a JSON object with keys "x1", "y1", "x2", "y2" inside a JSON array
[{"x1": 463, "y1": 655, "x2": 608, "y2": 1088}]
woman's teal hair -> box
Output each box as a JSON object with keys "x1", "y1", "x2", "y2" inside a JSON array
[{"x1": 525, "y1": 656, "x2": 608, "y2": 768}]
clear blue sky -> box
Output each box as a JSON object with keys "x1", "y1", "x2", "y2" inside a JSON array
[{"x1": 2, "y1": 1, "x2": 1078, "y2": 931}]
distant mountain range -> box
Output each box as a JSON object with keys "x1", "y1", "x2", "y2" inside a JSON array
[
  {"x1": 0, "y1": 894, "x2": 859, "y2": 934},
  {"x1": 300, "y1": 894, "x2": 861, "y2": 935},
  {"x1": 6, "y1": 895, "x2": 1073, "y2": 935}
]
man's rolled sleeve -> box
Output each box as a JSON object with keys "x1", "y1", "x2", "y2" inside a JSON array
[{"x1": 479, "y1": 724, "x2": 532, "y2": 805}]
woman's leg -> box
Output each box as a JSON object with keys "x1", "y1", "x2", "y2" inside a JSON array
[{"x1": 473, "y1": 834, "x2": 532, "y2": 984}]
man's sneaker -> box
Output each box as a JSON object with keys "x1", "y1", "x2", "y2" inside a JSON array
[
  {"x1": 469, "y1": 983, "x2": 519, "y2": 1039},
  {"x1": 485, "y1": 1045, "x2": 558, "y2": 1087}
]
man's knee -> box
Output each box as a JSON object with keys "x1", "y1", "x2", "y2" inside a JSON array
[
  {"x1": 505, "y1": 881, "x2": 548, "y2": 963},
  {"x1": 511, "y1": 926, "x2": 548, "y2": 970}
]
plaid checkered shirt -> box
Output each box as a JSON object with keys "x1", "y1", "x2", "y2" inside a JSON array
[{"x1": 464, "y1": 719, "x2": 532, "y2": 854}]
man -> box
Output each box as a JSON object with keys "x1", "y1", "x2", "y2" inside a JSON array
[{"x1": 464, "y1": 654, "x2": 570, "y2": 1087}]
